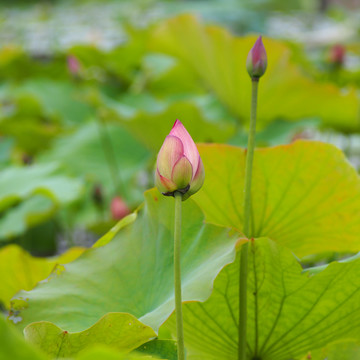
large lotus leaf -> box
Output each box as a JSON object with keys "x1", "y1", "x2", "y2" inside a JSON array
[
  {"x1": 144, "y1": 54, "x2": 204, "y2": 95},
  {"x1": 0, "y1": 245, "x2": 84, "y2": 309},
  {"x1": 103, "y1": 94, "x2": 235, "y2": 152},
  {"x1": 0, "y1": 163, "x2": 82, "y2": 212},
  {"x1": 39, "y1": 121, "x2": 150, "y2": 210},
  {"x1": 0, "y1": 46, "x2": 68, "y2": 81},
  {"x1": 150, "y1": 15, "x2": 359, "y2": 132},
  {"x1": 0, "y1": 315, "x2": 46, "y2": 360},
  {"x1": 0, "y1": 93, "x2": 62, "y2": 154},
  {"x1": 0, "y1": 195, "x2": 55, "y2": 240},
  {"x1": 228, "y1": 118, "x2": 320, "y2": 148},
  {"x1": 161, "y1": 238, "x2": 360, "y2": 360},
  {"x1": 194, "y1": 140, "x2": 360, "y2": 257},
  {"x1": 69, "y1": 26, "x2": 148, "y2": 84},
  {"x1": 24, "y1": 313, "x2": 156, "y2": 358},
  {"x1": 0, "y1": 163, "x2": 82, "y2": 240},
  {"x1": 16, "y1": 79, "x2": 94, "y2": 126},
  {"x1": 11, "y1": 188, "x2": 239, "y2": 334}
]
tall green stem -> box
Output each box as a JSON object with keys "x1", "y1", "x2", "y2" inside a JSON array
[
  {"x1": 239, "y1": 79, "x2": 259, "y2": 360},
  {"x1": 174, "y1": 192, "x2": 185, "y2": 360}
]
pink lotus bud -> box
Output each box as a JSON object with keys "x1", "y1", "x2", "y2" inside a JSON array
[
  {"x1": 67, "y1": 55, "x2": 81, "y2": 76},
  {"x1": 246, "y1": 36, "x2": 267, "y2": 79},
  {"x1": 155, "y1": 120, "x2": 205, "y2": 200},
  {"x1": 329, "y1": 44, "x2": 345, "y2": 66},
  {"x1": 110, "y1": 196, "x2": 130, "y2": 220}
]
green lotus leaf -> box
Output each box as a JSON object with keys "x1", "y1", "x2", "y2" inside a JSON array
[
  {"x1": 194, "y1": 140, "x2": 360, "y2": 257},
  {"x1": 11, "y1": 188, "x2": 239, "y2": 334},
  {"x1": 0, "y1": 244, "x2": 84, "y2": 309},
  {"x1": 24, "y1": 313, "x2": 156, "y2": 358},
  {"x1": 103, "y1": 94, "x2": 235, "y2": 152},
  {"x1": 0, "y1": 93, "x2": 62, "y2": 154},
  {"x1": 162, "y1": 238, "x2": 360, "y2": 360},
  {"x1": 0, "y1": 163, "x2": 83, "y2": 212},
  {"x1": 16, "y1": 79, "x2": 94, "y2": 126},
  {"x1": 0, "y1": 196, "x2": 54, "y2": 239},
  {"x1": 0, "y1": 163, "x2": 83, "y2": 240},
  {"x1": 39, "y1": 121, "x2": 150, "y2": 210},
  {"x1": 150, "y1": 14, "x2": 359, "y2": 132}
]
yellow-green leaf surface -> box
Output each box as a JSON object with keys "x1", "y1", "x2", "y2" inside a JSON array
[
  {"x1": 11, "y1": 189, "x2": 239, "y2": 334},
  {"x1": 194, "y1": 140, "x2": 360, "y2": 257},
  {"x1": 162, "y1": 238, "x2": 360, "y2": 360},
  {"x1": 150, "y1": 15, "x2": 359, "y2": 132},
  {"x1": 24, "y1": 313, "x2": 156, "y2": 358},
  {"x1": 0, "y1": 245, "x2": 84, "y2": 309},
  {"x1": 0, "y1": 315, "x2": 46, "y2": 360}
]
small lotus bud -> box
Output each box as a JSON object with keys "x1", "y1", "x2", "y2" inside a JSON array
[
  {"x1": 155, "y1": 120, "x2": 205, "y2": 201},
  {"x1": 92, "y1": 184, "x2": 103, "y2": 206},
  {"x1": 110, "y1": 196, "x2": 130, "y2": 220},
  {"x1": 329, "y1": 44, "x2": 345, "y2": 67},
  {"x1": 67, "y1": 55, "x2": 81, "y2": 76},
  {"x1": 246, "y1": 36, "x2": 267, "y2": 79}
]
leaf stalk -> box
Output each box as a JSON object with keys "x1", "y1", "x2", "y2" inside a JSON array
[{"x1": 174, "y1": 192, "x2": 185, "y2": 360}]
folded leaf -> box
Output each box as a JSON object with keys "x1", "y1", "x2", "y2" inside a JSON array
[
  {"x1": 11, "y1": 189, "x2": 239, "y2": 334},
  {"x1": 24, "y1": 313, "x2": 156, "y2": 358}
]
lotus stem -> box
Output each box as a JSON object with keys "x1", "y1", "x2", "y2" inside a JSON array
[{"x1": 174, "y1": 191, "x2": 185, "y2": 360}]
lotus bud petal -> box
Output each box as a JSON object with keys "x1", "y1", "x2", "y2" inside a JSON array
[
  {"x1": 171, "y1": 156, "x2": 193, "y2": 189},
  {"x1": 155, "y1": 120, "x2": 204, "y2": 199},
  {"x1": 246, "y1": 36, "x2": 267, "y2": 79},
  {"x1": 155, "y1": 170, "x2": 177, "y2": 194}
]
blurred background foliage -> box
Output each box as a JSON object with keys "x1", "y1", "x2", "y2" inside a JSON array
[{"x1": 0, "y1": 0, "x2": 359, "y2": 257}]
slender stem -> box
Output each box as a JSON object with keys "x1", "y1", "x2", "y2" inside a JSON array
[
  {"x1": 238, "y1": 78, "x2": 259, "y2": 360},
  {"x1": 174, "y1": 192, "x2": 185, "y2": 360},
  {"x1": 243, "y1": 79, "x2": 258, "y2": 237}
]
